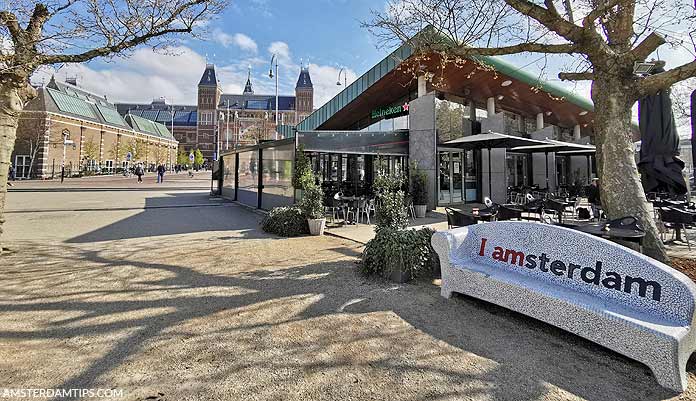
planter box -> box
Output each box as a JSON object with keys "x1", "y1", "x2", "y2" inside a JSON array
[
  {"x1": 414, "y1": 204, "x2": 427, "y2": 218},
  {"x1": 307, "y1": 218, "x2": 326, "y2": 236}
]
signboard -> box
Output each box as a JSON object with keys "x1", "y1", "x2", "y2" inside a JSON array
[
  {"x1": 370, "y1": 102, "x2": 409, "y2": 120},
  {"x1": 189, "y1": 152, "x2": 195, "y2": 162},
  {"x1": 126, "y1": 152, "x2": 132, "y2": 161}
]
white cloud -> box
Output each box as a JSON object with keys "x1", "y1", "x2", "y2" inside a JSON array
[
  {"x1": 307, "y1": 63, "x2": 358, "y2": 107},
  {"x1": 33, "y1": 46, "x2": 206, "y2": 104},
  {"x1": 268, "y1": 41, "x2": 291, "y2": 61},
  {"x1": 232, "y1": 33, "x2": 258, "y2": 53},
  {"x1": 29, "y1": 42, "x2": 358, "y2": 113},
  {"x1": 213, "y1": 30, "x2": 258, "y2": 54}
]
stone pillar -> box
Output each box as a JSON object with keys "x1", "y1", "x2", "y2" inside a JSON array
[
  {"x1": 486, "y1": 97, "x2": 496, "y2": 118},
  {"x1": 536, "y1": 113, "x2": 544, "y2": 131},
  {"x1": 468, "y1": 100, "x2": 476, "y2": 121},
  {"x1": 573, "y1": 124, "x2": 581, "y2": 141},
  {"x1": 417, "y1": 75, "x2": 427, "y2": 98},
  {"x1": 408, "y1": 93, "x2": 438, "y2": 210}
]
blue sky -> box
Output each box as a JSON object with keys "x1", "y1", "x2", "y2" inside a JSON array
[
  {"x1": 32, "y1": 0, "x2": 693, "y2": 133},
  {"x1": 35, "y1": 0, "x2": 391, "y2": 107}
]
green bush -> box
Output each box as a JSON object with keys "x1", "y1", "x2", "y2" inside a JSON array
[
  {"x1": 261, "y1": 206, "x2": 309, "y2": 237},
  {"x1": 292, "y1": 144, "x2": 312, "y2": 190},
  {"x1": 360, "y1": 228, "x2": 439, "y2": 279},
  {"x1": 375, "y1": 190, "x2": 408, "y2": 231},
  {"x1": 299, "y1": 172, "x2": 324, "y2": 219},
  {"x1": 410, "y1": 164, "x2": 428, "y2": 205}
]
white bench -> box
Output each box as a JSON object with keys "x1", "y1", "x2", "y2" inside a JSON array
[{"x1": 431, "y1": 221, "x2": 696, "y2": 392}]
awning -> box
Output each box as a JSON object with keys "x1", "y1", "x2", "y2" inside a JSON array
[
  {"x1": 443, "y1": 132, "x2": 548, "y2": 200},
  {"x1": 443, "y1": 132, "x2": 548, "y2": 149},
  {"x1": 511, "y1": 139, "x2": 595, "y2": 153}
]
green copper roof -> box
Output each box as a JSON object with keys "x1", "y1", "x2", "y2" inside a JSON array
[
  {"x1": 46, "y1": 88, "x2": 98, "y2": 120},
  {"x1": 127, "y1": 114, "x2": 173, "y2": 139},
  {"x1": 96, "y1": 104, "x2": 128, "y2": 127},
  {"x1": 471, "y1": 55, "x2": 595, "y2": 111},
  {"x1": 296, "y1": 38, "x2": 594, "y2": 131}
]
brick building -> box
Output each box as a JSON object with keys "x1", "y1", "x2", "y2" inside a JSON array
[
  {"x1": 12, "y1": 77, "x2": 178, "y2": 179},
  {"x1": 116, "y1": 64, "x2": 314, "y2": 161}
]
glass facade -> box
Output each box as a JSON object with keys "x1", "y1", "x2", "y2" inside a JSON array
[
  {"x1": 297, "y1": 130, "x2": 408, "y2": 156},
  {"x1": 237, "y1": 150, "x2": 258, "y2": 208},
  {"x1": 221, "y1": 153, "x2": 237, "y2": 200},
  {"x1": 438, "y1": 150, "x2": 478, "y2": 204},
  {"x1": 261, "y1": 143, "x2": 295, "y2": 210},
  {"x1": 506, "y1": 152, "x2": 531, "y2": 189}
]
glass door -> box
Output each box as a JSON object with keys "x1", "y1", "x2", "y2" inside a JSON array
[{"x1": 439, "y1": 152, "x2": 451, "y2": 204}]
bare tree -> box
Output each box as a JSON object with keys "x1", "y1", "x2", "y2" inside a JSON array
[
  {"x1": 0, "y1": 0, "x2": 226, "y2": 253},
  {"x1": 364, "y1": 0, "x2": 696, "y2": 262}
]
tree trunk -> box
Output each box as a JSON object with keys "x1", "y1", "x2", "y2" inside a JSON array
[
  {"x1": 591, "y1": 76, "x2": 670, "y2": 263},
  {"x1": 0, "y1": 82, "x2": 24, "y2": 255}
]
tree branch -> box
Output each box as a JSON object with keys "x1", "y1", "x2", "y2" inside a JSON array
[
  {"x1": 630, "y1": 32, "x2": 666, "y2": 62},
  {"x1": 637, "y1": 60, "x2": 696, "y2": 96},
  {"x1": 445, "y1": 42, "x2": 578, "y2": 56},
  {"x1": 582, "y1": 0, "x2": 622, "y2": 28},
  {"x1": 502, "y1": 0, "x2": 589, "y2": 44},
  {"x1": 558, "y1": 71, "x2": 594, "y2": 81},
  {"x1": 39, "y1": 27, "x2": 191, "y2": 65},
  {"x1": 0, "y1": 11, "x2": 22, "y2": 42}
]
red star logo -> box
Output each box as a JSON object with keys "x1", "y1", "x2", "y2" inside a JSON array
[{"x1": 402, "y1": 102, "x2": 409, "y2": 112}]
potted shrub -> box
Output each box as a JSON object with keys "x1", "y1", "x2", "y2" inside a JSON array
[
  {"x1": 299, "y1": 172, "x2": 325, "y2": 235},
  {"x1": 411, "y1": 165, "x2": 428, "y2": 218},
  {"x1": 292, "y1": 144, "x2": 311, "y2": 201}
]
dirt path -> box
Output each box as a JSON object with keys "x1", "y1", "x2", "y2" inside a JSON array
[{"x1": 1, "y1": 233, "x2": 695, "y2": 401}]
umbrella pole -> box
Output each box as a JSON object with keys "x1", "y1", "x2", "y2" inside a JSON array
[
  {"x1": 586, "y1": 155, "x2": 591, "y2": 184},
  {"x1": 488, "y1": 147, "x2": 492, "y2": 202},
  {"x1": 545, "y1": 152, "x2": 549, "y2": 190}
]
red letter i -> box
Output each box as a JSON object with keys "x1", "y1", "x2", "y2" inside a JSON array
[{"x1": 479, "y1": 238, "x2": 487, "y2": 256}]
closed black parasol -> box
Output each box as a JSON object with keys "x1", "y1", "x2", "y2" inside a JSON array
[{"x1": 637, "y1": 64, "x2": 687, "y2": 196}]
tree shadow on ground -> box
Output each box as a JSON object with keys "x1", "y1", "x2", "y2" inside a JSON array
[
  {"x1": 0, "y1": 235, "x2": 689, "y2": 401},
  {"x1": 65, "y1": 193, "x2": 264, "y2": 243}
]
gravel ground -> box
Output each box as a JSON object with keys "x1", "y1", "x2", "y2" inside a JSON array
[{"x1": 1, "y1": 231, "x2": 695, "y2": 401}]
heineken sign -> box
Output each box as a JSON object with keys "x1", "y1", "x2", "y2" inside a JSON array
[{"x1": 371, "y1": 102, "x2": 409, "y2": 120}]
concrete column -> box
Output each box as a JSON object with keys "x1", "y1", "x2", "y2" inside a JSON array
[
  {"x1": 468, "y1": 100, "x2": 476, "y2": 121},
  {"x1": 573, "y1": 124, "x2": 581, "y2": 141},
  {"x1": 486, "y1": 97, "x2": 496, "y2": 118},
  {"x1": 408, "y1": 93, "x2": 437, "y2": 209},
  {"x1": 536, "y1": 113, "x2": 544, "y2": 131},
  {"x1": 417, "y1": 75, "x2": 427, "y2": 97}
]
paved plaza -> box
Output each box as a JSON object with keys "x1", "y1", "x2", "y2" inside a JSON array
[{"x1": 1, "y1": 175, "x2": 696, "y2": 400}]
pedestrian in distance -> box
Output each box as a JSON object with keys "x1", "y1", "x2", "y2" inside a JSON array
[
  {"x1": 135, "y1": 163, "x2": 144, "y2": 183},
  {"x1": 587, "y1": 178, "x2": 601, "y2": 220},
  {"x1": 157, "y1": 164, "x2": 165, "y2": 183},
  {"x1": 8, "y1": 163, "x2": 15, "y2": 186}
]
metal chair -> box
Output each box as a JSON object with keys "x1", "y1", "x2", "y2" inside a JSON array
[
  {"x1": 498, "y1": 204, "x2": 522, "y2": 221},
  {"x1": 445, "y1": 207, "x2": 477, "y2": 229},
  {"x1": 659, "y1": 207, "x2": 694, "y2": 250},
  {"x1": 357, "y1": 198, "x2": 371, "y2": 225},
  {"x1": 484, "y1": 196, "x2": 493, "y2": 208}
]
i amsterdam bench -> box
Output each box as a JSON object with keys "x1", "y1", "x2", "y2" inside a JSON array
[{"x1": 431, "y1": 221, "x2": 696, "y2": 392}]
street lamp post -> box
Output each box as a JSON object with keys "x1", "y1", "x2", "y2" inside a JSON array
[
  {"x1": 60, "y1": 128, "x2": 74, "y2": 183},
  {"x1": 337, "y1": 67, "x2": 347, "y2": 87},
  {"x1": 269, "y1": 54, "x2": 279, "y2": 140}
]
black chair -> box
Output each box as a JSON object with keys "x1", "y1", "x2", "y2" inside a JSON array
[
  {"x1": 445, "y1": 207, "x2": 477, "y2": 229},
  {"x1": 606, "y1": 216, "x2": 644, "y2": 231},
  {"x1": 497, "y1": 204, "x2": 522, "y2": 221},
  {"x1": 659, "y1": 208, "x2": 694, "y2": 250},
  {"x1": 543, "y1": 199, "x2": 567, "y2": 224}
]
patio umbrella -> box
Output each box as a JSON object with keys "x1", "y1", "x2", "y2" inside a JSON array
[
  {"x1": 637, "y1": 65, "x2": 687, "y2": 196},
  {"x1": 691, "y1": 90, "x2": 696, "y2": 186},
  {"x1": 444, "y1": 132, "x2": 548, "y2": 200},
  {"x1": 557, "y1": 148, "x2": 596, "y2": 184},
  {"x1": 511, "y1": 139, "x2": 596, "y2": 189}
]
